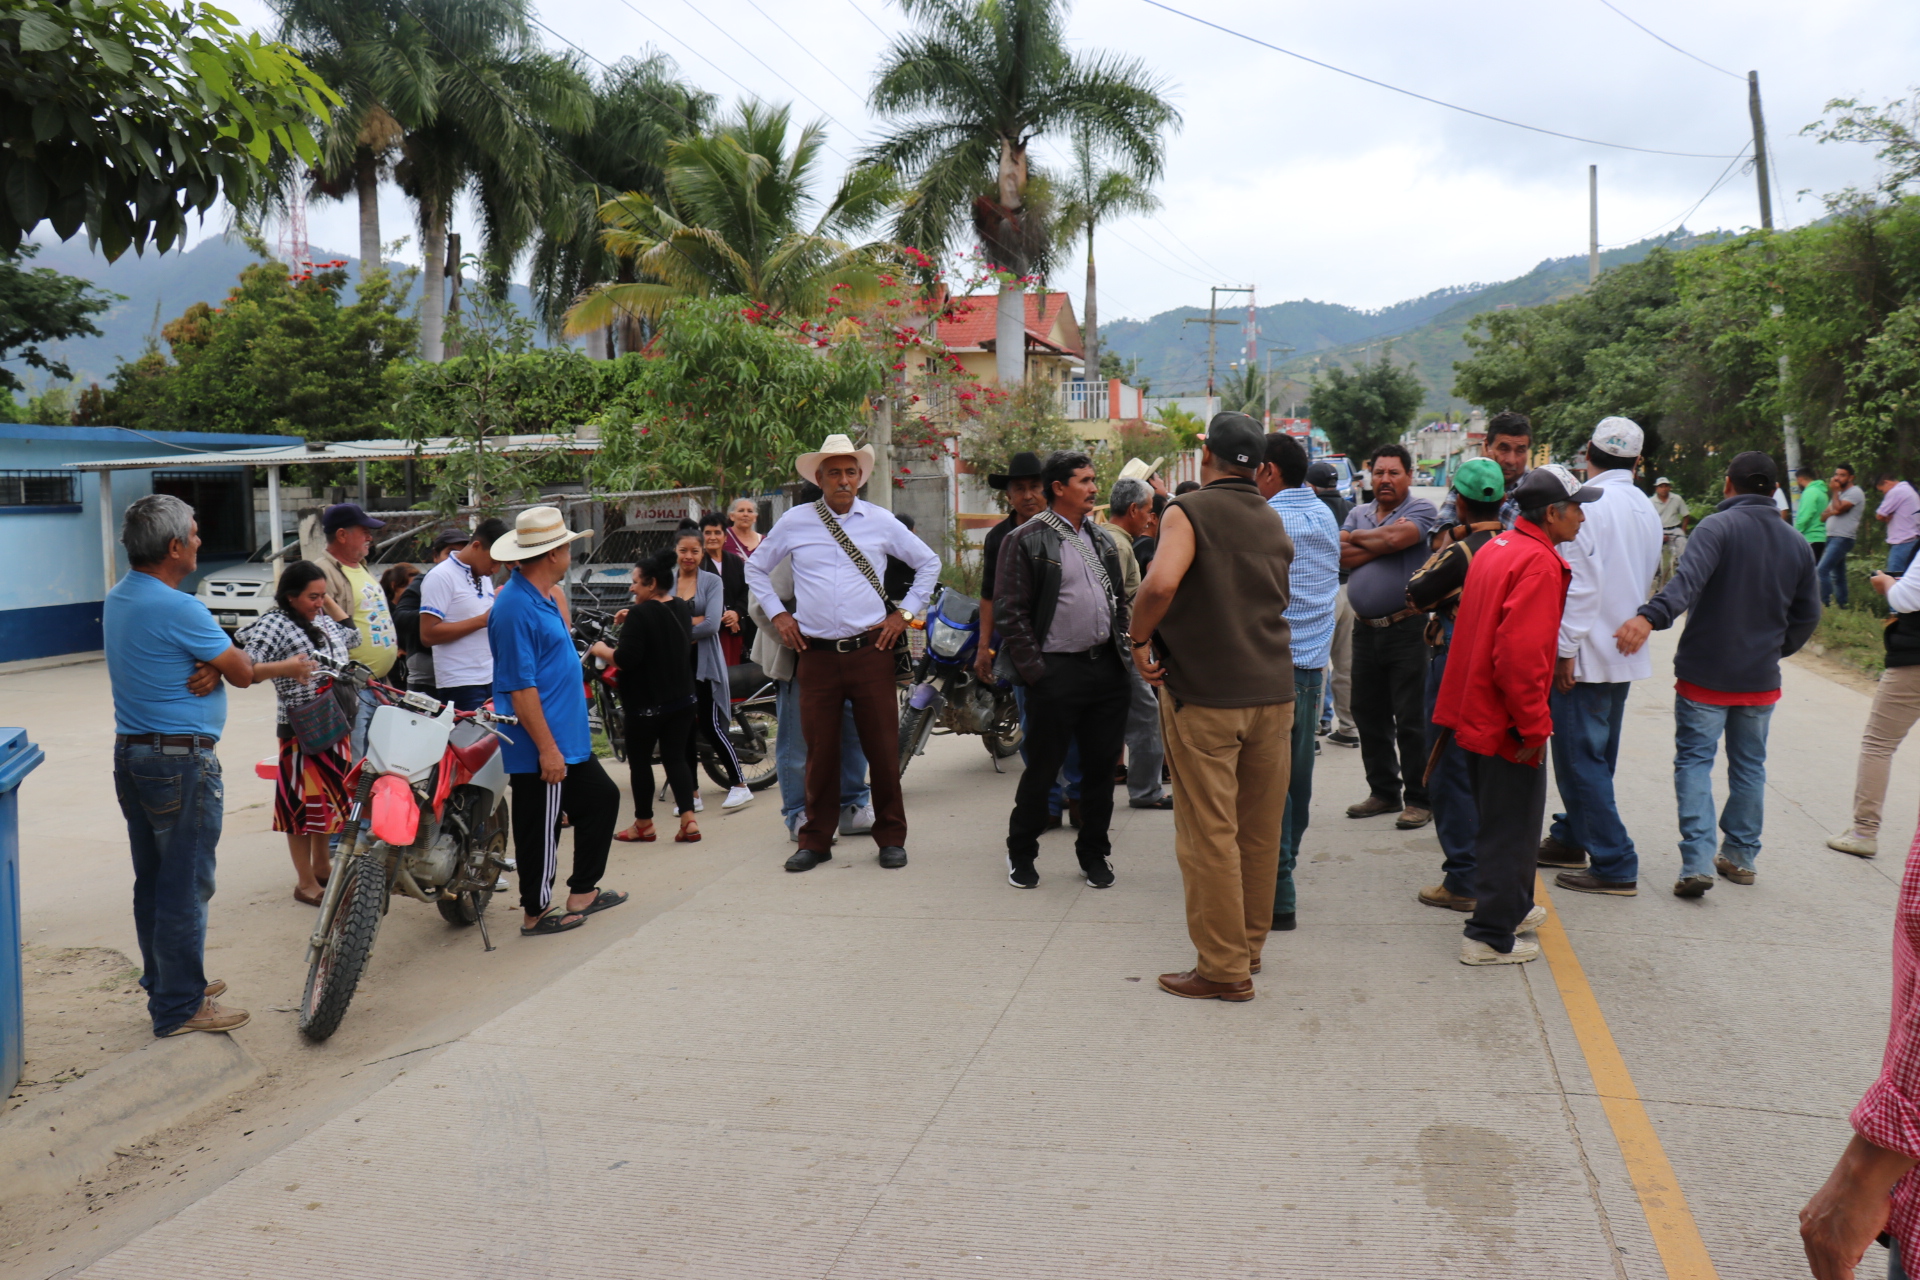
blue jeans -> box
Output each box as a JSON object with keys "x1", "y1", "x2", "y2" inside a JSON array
[
  {"x1": 1819, "y1": 536, "x2": 1856, "y2": 606},
  {"x1": 775, "y1": 677, "x2": 869, "y2": 823},
  {"x1": 114, "y1": 743, "x2": 223, "y2": 1035},
  {"x1": 1549, "y1": 681, "x2": 1638, "y2": 882},
  {"x1": 1893, "y1": 1238, "x2": 1908, "y2": 1280},
  {"x1": 1674, "y1": 694, "x2": 1773, "y2": 878},
  {"x1": 1275, "y1": 667, "x2": 1323, "y2": 917},
  {"x1": 434, "y1": 683, "x2": 492, "y2": 713},
  {"x1": 1424, "y1": 642, "x2": 1478, "y2": 896},
  {"x1": 348, "y1": 685, "x2": 380, "y2": 762},
  {"x1": 1891, "y1": 540, "x2": 1919, "y2": 576}
]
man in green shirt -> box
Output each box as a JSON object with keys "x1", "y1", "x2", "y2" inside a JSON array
[{"x1": 1793, "y1": 466, "x2": 1829, "y2": 566}]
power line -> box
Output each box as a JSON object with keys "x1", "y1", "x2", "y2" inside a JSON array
[
  {"x1": 1603, "y1": 143, "x2": 1751, "y2": 248},
  {"x1": 736, "y1": 0, "x2": 867, "y2": 101},
  {"x1": 1140, "y1": 0, "x2": 1744, "y2": 160},
  {"x1": 844, "y1": 0, "x2": 892, "y2": 39},
  {"x1": 666, "y1": 0, "x2": 855, "y2": 136},
  {"x1": 1149, "y1": 212, "x2": 1233, "y2": 280},
  {"x1": 1594, "y1": 0, "x2": 1745, "y2": 81},
  {"x1": 1102, "y1": 224, "x2": 1220, "y2": 287}
]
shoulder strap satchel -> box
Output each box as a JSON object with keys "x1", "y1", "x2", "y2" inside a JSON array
[
  {"x1": 814, "y1": 500, "x2": 895, "y2": 613},
  {"x1": 1036, "y1": 510, "x2": 1116, "y2": 605}
]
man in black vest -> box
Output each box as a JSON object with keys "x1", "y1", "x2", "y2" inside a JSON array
[{"x1": 994, "y1": 450, "x2": 1133, "y2": 890}]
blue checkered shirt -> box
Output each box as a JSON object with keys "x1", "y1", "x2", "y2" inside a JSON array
[{"x1": 1269, "y1": 484, "x2": 1341, "y2": 669}]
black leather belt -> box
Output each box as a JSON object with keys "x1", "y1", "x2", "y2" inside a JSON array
[
  {"x1": 116, "y1": 733, "x2": 218, "y2": 749},
  {"x1": 1361, "y1": 607, "x2": 1422, "y2": 628},
  {"x1": 806, "y1": 628, "x2": 882, "y2": 653}
]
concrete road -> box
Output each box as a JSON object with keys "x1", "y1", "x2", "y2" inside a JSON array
[{"x1": 17, "y1": 630, "x2": 1920, "y2": 1278}]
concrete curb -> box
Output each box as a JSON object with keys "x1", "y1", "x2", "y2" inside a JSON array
[
  {"x1": 0, "y1": 651, "x2": 104, "y2": 677},
  {"x1": 0, "y1": 1032, "x2": 261, "y2": 1201}
]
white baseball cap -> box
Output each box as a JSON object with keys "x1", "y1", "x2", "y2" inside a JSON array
[
  {"x1": 1589, "y1": 416, "x2": 1643, "y2": 459},
  {"x1": 1653, "y1": 476, "x2": 1673, "y2": 487}
]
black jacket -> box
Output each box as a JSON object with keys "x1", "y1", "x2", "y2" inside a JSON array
[
  {"x1": 992, "y1": 513, "x2": 1131, "y2": 685},
  {"x1": 701, "y1": 550, "x2": 748, "y2": 619},
  {"x1": 1639, "y1": 493, "x2": 1821, "y2": 692}
]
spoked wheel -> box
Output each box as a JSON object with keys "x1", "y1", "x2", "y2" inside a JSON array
[
  {"x1": 439, "y1": 801, "x2": 507, "y2": 927},
  {"x1": 298, "y1": 851, "x2": 387, "y2": 1042},
  {"x1": 731, "y1": 708, "x2": 778, "y2": 792},
  {"x1": 597, "y1": 685, "x2": 626, "y2": 762}
]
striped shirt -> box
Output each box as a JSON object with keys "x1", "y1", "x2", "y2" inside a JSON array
[
  {"x1": 239, "y1": 608, "x2": 356, "y2": 725},
  {"x1": 1268, "y1": 484, "x2": 1341, "y2": 669}
]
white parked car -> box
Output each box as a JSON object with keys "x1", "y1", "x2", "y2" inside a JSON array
[{"x1": 197, "y1": 539, "x2": 298, "y2": 635}]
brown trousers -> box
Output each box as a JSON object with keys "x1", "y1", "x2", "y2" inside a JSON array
[
  {"x1": 1160, "y1": 696, "x2": 1295, "y2": 983},
  {"x1": 796, "y1": 639, "x2": 905, "y2": 851}
]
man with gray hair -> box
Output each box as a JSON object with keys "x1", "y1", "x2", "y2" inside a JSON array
[
  {"x1": 1107, "y1": 476, "x2": 1169, "y2": 810},
  {"x1": 104, "y1": 494, "x2": 257, "y2": 1035}
]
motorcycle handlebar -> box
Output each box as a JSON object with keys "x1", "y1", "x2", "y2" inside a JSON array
[{"x1": 308, "y1": 653, "x2": 516, "y2": 726}]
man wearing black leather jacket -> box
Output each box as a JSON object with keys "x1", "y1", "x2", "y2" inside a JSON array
[{"x1": 994, "y1": 450, "x2": 1132, "y2": 890}]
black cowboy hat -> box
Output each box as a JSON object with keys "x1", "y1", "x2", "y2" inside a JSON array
[{"x1": 988, "y1": 451, "x2": 1045, "y2": 490}]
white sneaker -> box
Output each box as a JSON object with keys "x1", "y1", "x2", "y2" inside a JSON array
[
  {"x1": 839, "y1": 803, "x2": 875, "y2": 835},
  {"x1": 1460, "y1": 937, "x2": 1540, "y2": 966},
  {"x1": 1827, "y1": 830, "x2": 1878, "y2": 858},
  {"x1": 1518, "y1": 905, "x2": 1547, "y2": 933},
  {"x1": 693, "y1": 794, "x2": 704, "y2": 813},
  {"x1": 722, "y1": 785, "x2": 754, "y2": 811}
]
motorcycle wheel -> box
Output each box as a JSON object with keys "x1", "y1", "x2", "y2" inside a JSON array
[
  {"x1": 440, "y1": 798, "x2": 507, "y2": 926},
  {"x1": 987, "y1": 704, "x2": 1024, "y2": 759},
  {"x1": 898, "y1": 703, "x2": 936, "y2": 776},
  {"x1": 298, "y1": 851, "x2": 386, "y2": 1042},
  {"x1": 599, "y1": 686, "x2": 626, "y2": 763},
  {"x1": 725, "y1": 708, "x2": 779, "y2": 792}
]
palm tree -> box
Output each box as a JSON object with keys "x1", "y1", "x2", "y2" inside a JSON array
[
  {"x1": 866, "y1": 0, "x2": 1178, "y2": 386},
  {"x1": 1056, "y1": 126, "x2": 1158, "y2": 382},
  {"x1": 562, "y1": 101, "x2": 899, "y2": 335},
  {"x1": 528, "y1": 54, "x2": 713, "y2": 356}
]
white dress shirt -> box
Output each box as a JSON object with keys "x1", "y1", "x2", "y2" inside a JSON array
[
  {"x1": 1558, "y1": 468, "x2": 1665, "y2": 682},
  {"x1": 1889, "y1": 557, "x2": 1920, "y2": 615},
  {"x1": 743, "y1": 498, "x2": 941, "y2": 640}
]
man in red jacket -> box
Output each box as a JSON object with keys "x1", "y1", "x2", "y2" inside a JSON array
[{"x1": 1434, "y1": 465, "x2": 1599, "y2": 965}]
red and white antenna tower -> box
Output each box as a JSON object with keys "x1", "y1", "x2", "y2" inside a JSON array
[{"x1": 277, "y1": 183, "x2": 312, "y2": 277}]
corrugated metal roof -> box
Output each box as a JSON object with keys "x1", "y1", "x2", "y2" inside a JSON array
[{"x1": 64, "y1": 433, "x2": 600, "y2": 471}]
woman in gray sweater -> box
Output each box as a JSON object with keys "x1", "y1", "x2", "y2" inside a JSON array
[{"x1": 672, "y1": 523, "x2": 752, "y2": 811}]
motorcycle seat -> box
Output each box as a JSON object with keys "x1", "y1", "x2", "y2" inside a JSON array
[{"x1": 726, "y1": 660, "x2": 769, "y2": 705}]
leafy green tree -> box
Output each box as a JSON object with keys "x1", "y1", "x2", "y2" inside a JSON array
[
  {"x1": 528, "y1": 54, "x2": 712, "y2": 353},
  {"x1": 1097, "y1": 350, "x2": 1149, "y2": 394},
  {"x1": 590, "y1": 295, "x2": 882, "y2": 496},
  {"x1": 1057, "y1": 125, "x2": 1158, "y2": 378},
  {"x1": 0, "y1": 245, "x2": 114, "y2": 392},
  {"x1": 1308, "y1": 354, "x2": 1426, "y2": 460},
  {"x1": 1803, "y1": 92, "x2": 1920, "y2": 206},
  {"x1": 0, "y1": 0, "x2": 335, "y2": 260},
  {"x1": 866, "y1": 0, "x2": 1178, "y2": 386},
  {"x1": 104, "y1": 251, "x2": 418, "y2": 439},
  {"x1": 564, "y1": 101, "x2": 898, "y2": 335},
  {"x1": 1151, "y1": 401, "x2": 1202, "y2": 448},
  {"x1": 958, "y1": 380, "x2": 1078, "y2": 508}
]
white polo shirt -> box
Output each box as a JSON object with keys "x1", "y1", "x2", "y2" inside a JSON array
[{"x1": 418, "y1": 552, "x2": 496, "y2": 689}]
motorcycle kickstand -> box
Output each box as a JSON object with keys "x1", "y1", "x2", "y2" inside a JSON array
[
  {"x1": 987, "y1": 740, "x2": 1006, "y2": 774},
  {"x1": 476, "y1": 901, "x2": 495, "y2": 953}
]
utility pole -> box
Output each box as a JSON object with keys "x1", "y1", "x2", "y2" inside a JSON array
[
  {"x1": 1262, "y1": 345, "x2": 1295, "y2": 426},
  {"x1": 1588, "y1": 165, "x2": 1600, "y2": 286},
  {"x1": 1749, "y1": 70, "x2": 1798, "y2": 471},
  {"x1": 1748, "y1": 71, "x2": 1773, "y2": 232},
  {"x1": 1182, "y1": 285, "x2": 1252, "y2": 418}
]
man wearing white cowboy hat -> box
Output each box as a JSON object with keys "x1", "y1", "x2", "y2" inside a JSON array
[
  {"x1": 744, "y1": 432, "x2": 940, "y2": 872},
  {"x1": 487, "y1": 506, "x2": 627, "y2": 935}
]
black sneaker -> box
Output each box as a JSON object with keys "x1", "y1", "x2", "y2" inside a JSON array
[
  {"x1": 1271, "y1": 911, "x2": 1297, "y2": 931},
  {"x1": 1326, "y1": 730, "x2": 1359, "y2": 748},
  {"x1": 1008, "y1": 857, "x2": 1039, "y2": 889},
  {"x1": 1081, "y1": 856, "x2": 1115, "y2": 889}
]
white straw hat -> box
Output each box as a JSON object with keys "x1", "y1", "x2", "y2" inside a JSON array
[
  {"x1": 490, "y1": 505, "x2": 593, "y2": 561},
  {"x1": 794, "y1": 432, "x2": 873, "y2": 489}
]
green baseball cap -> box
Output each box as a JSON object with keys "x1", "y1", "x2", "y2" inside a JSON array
[{"x1": 1452, "y1": 457, "x2": 1505, "y2": 504}]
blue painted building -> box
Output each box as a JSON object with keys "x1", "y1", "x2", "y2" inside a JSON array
[{"x1": 0, "y1": 425, "x2": 299, "y2": 662}]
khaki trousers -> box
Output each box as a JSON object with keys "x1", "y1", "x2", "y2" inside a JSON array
[
  {"x1": 1851, "y1": 665, "x2": 1920, "y2": 836},
  {"x1": 1327, "y1": 585, "x2": 1355, "y2": 734},
  {"x1": 1160, "y1": 696, "x2": 1295, "y2": 983}
]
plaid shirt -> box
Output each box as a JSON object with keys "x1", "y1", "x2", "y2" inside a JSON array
[
  {"x1": 1853, "y1": 820, "x2": 1920, "y2": 1258},
  {"x1": 239, "y1": 608, "x2": 355, "y2": 725}
]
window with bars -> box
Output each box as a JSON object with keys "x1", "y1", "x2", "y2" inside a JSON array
[{"x1": 0, "y1": 470, "x2": 78, "y2": 508}]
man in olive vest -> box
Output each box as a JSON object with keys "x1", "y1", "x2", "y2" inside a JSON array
[{"x1": 1129, "y1": 413, "x2": 1296, "y2": 1001}]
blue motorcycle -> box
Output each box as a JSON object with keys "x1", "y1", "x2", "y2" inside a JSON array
[{"x1": 898, "y1": 586, "x2": 1024, "y2": 775}]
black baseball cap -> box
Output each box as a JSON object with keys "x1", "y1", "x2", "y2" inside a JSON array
[
  {"x1": 322, "y1": 502, "x2": 385, "y2": 535},
  {"x1": 1512, "y1": 463, "x2": 1602, "y2": 508},
  {"x1": 1726, "y1": 450, "x2": 1778, "y2": 489},
  {"x1": 1305, "y1": 461, "x2": 1338, "y2": 489},
  {"x1": 1206, "y1": 412, "x2": 1264, "y2": 470}
]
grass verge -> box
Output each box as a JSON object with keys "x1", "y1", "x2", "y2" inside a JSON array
[{"x1": 1811, "y1": 606, "x2": 1888, "y2": 676}]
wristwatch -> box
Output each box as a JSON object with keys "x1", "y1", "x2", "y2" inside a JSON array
[{"x1": 898, "y1": 608, "x2": 916, "y2": 622}]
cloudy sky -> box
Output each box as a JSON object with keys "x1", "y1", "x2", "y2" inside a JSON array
[{"x1": 213, "y1": 0, "x2": 1920, "y2": 320}]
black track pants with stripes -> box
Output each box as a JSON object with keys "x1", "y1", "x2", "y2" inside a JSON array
[{"x1": 508, "y1": 756, "x2": 620, "y2": 919}]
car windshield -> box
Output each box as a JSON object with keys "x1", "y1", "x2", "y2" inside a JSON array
[{"x1": 245, "y1": 537, "x2": 302, "y2": 563}]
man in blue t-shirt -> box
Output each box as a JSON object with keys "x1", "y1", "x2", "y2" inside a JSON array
[
  {"x1": 103, "y1": 495, "x2": 257, "y2": 1037},
  {"x1": 486, "y1": 506, "x2": 626, "y2": 935}
]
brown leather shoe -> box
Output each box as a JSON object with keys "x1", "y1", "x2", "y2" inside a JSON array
[
  {"x1": 205, "y1": 979, "x2": 227, "y2": 999},
  {"x1": 1158, "y1": 970, "x2": 1254, "y2": 1001},
  {"x1": 1537, "y1": 835, "x2": 1588, "y2": 868},
  {"x1": 1346, "y1": 795, "x2": 1401, "y2": 820},
  {"x1": 1555, "y1": 870, "x2": 1638, "y2": 896},
  {"x1": 1418, "y1": 884, "x2": 1476, "y2": 912},
  {"x1": 1395, "y1": 805, "x2": 1432, "y2": 830},
  {"x1": 163, "y1": 998, "x2": 250, "y2": 1036}
]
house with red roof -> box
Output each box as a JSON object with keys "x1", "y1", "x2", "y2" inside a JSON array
[{"x1": 934, "y1": 291, "x2": 1084, "y2": 389}]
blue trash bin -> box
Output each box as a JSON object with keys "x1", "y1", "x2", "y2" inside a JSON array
[{"x1": 0, "y1": 728, "x2": 45, "y2": 1098}]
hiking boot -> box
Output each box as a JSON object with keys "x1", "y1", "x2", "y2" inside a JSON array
[
  {"x1": 1714, "y1": 855, "x2": 1754, "y2": 885},
  {"x1": 1395, "y1": 805, "x2": 1432, "y2": 830},
  {"x1": 1827, "y1": 830, "x2": 1878, "y2": 858},
  {"x1": 1672, "y1": 874, "x2": 1713, "y2": 898},
  {"x1": 163, "y1": 998, "x2": 250, "y2": 1036},
  {"x1": 1418, "y1": 884, "x2": 1476, "y2": 912},
  {"x1": 1555, "y1": 870, "x2": 1638, "y2": 896},
  {"x1": 1537, "y1": 835, "x2": 1588, "y2": 868},
  {"x1": 1460, "y1": 938, "x2": 1539, "y2": 966},
  {"x1": 1346, "y1": 795, "x2": 1401, "y2": 820}
]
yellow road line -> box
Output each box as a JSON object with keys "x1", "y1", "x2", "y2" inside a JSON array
[{"x1": 1534, "y1": 875, "x2": 1719, "y2": 1279}]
